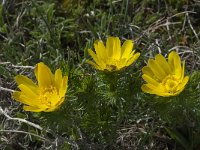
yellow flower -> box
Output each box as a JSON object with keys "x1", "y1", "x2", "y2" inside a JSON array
[
  {"x1": 12, "y1": 62, "x2": 68, "y2": 112},
  {"x1": 141, "y1": 51, "x2": 189, "y2": 97},
  {"x1": 87, "y1": 36, "x2": 140, "y2": 72}
]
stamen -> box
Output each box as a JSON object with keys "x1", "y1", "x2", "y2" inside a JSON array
[
  {"x1": 39, "y1": 86, "x2": 60, "y2": 107},
  {"x1": 162, "y1": 75, "x2": 181, "y2": 94}
]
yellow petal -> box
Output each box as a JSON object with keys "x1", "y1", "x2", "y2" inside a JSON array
[
  {"x1": 173, "y1": 52, "x2": 182, "y2": 79},
  {"x1": 142, "y1": 74, "x2": 159, "y2": 85},
  {"x1": 48, "y1": 94, "x2": 61, "y2": 106},
  {"x1": 15, "y1": 75, "x2": 37, "y2": 87},
  {"x1": 168, "y1": 51, "x2": 176, "y2": 73},
  {"x1": 88, "y1": 49, "x2": 105, "y2": 68},
  {"x1": 18, "y1": 84, "x2": 38, "y2": 98},
  {"x1": 118, "y1": 58, "x2": 127, "y2": 69},
  {"x1": 155, "y1": 54, "x2": 172, "y2": 74},
  {"x1": 142, "y1": 66, "x2": 154, "y2": 77},
  {"x1": 168, "y1": 51, "x2": 180, "y2": 73},
  {"x1": 94, "y1": 40, "x2": 107, "y2": 60},
  {"x1": 35, "y1": 62, "x2": 54, "y2": 88},
  {"x1": 23, "y1": 105, "x2": 44, "y2": 112},
  {"x1": 12, "y1": 91, "x2": 41, "y2": 107},
  {"x1": 112, "y1": 37, "x2": 121, "y2": 59},
  {"x1": 106, "y1": 37, "x2": 116, "y2": 57},
  {"x1": 126, "y1": 52, "x2": 140, "y2": 67},
  {"x1": 60, "y1": 76, "x2": 68, "y2": 97},
  {"x1": 121, "y1": 40, "x2": 134, "y2": 59},
  {"x1": 15, "y1": 75, "x2": 39, "y2": 94},
  {"x1": 177, "y1": 76, "x2": 189, "y2": 91},
  {"x1": 145, "y1": 83, "x2": 165, "y2": 93},
  {"x1": 141, "y1": 84, "x2": 170, "y2": 97},
  {"x1": 148, "y1": 59, "x2": 167, "y2": 81},
  {"x1": 55, "y1": 97, "x2": 65, "y2": 108},
  {"x1": 55, "y1": 69, "x2": 62, "y2": 91},
  {"x1": 181, "y1": 60, "x2": 186, "y2": 80},
  {"x1": 129, "y1": 50, "x2": 136, "y2": 57},
  {"x1": 86, "y1": 60, "x2": 103, "y2": 70},
  {"x1": 45, "y1": 97, "x2": 65, "y2": 112},
  {"x1": 141, "y1": 84, "x2": 153, "y2": 93}
]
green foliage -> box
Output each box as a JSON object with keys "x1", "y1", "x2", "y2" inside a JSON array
[{"x1": 37, "y1": 65, "x2": 143, "y2": 148}]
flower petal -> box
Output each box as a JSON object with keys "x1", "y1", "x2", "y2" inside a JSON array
[
  {"x1": 181, "y1": 60, "x2": 185, "y2": 80},
  {"x1": 155, "y1": 54, "x2": 172, "y2": 74},
  {"x1": 142, "y1": 66, "x2": 154, "y2": 77},
  {"x1": 12, "y1": 91, "x2": 40, "y2": 107},
  {"x1": 121, "y1": 40, "x2": 134, "y2": 59},
  {"x1": 168, "y1": 51, "x2": 182, "y2": 76},
  {"x1": 106, "y1": 37, "x2": 116, "y2": 57},
  {"x1": 15, "y1": 75, "x2": 37, "y2": 87},
  {"x1": 177, "y1": 76, "x2": 189, "y2": 91},
  {"x1": 23, "y1": 105, "x2": 44, "y2": 112},
  {"x1": 126, "y1": 52, "x2": 140, "y2": 67},
  {"x1": 35, "y1": 62, "x2": 54, "y2": 88},
  {"x1": 15, "y1": 75, "x2": 39, "y2": 94},
  {"x1": 145, "y1": 83, "x2": 165, "y2": 92},
  {"x1": 173, "y1": 52, "x2": 182, "y2": 79},
  {"x1": 59, "y1": 76, "x2": 68, "y2": 97},
  {"x1": 141, "y1": 84, "x2": 170, "y2": 97},
  {"x1": 18, "y1": 84, "x2": 38, "y2": 98},
  {"x1": 94, "y1": 40, "x2": 107, "y2": 60},
  {"x1": 86, "y1": 60, "x2": 103, "y2": 70},
  {"x1": 55, "y1": 69, "x2": 62, "y2": 91},
  {"x1": 142, "y1": 74, "x2": 159, "y2": 85},
  {"x1": 168, "y1": 51, "x2": 175, "y2": 72},
  {"x1": 148, "y1": 59, "x2": 167, "y2": 81},
  {"x1": 88, "y1": 49, "x2": 105, "y2": 68},
  {"x1": 106, "y1": 37, "x2": 121, "y2": 59}
]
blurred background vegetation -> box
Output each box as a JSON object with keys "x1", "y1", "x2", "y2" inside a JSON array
[{"x1": 0, "y1": 0, "x2": 200, "y2": 149}]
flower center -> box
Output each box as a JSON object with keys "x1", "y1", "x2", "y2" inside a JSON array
[
  {"x1": 106, "y1": 64, "x2": 117, "y2": 71},
  {"x1": 162, "y1": 75, "x2": 180, "y2": 93},
  {"x1": 105, "y1": 58, "x2": 122, "y2": 71},
  {"x1": 39, "y1": 86, "x2": 59, "y2": 107}
]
